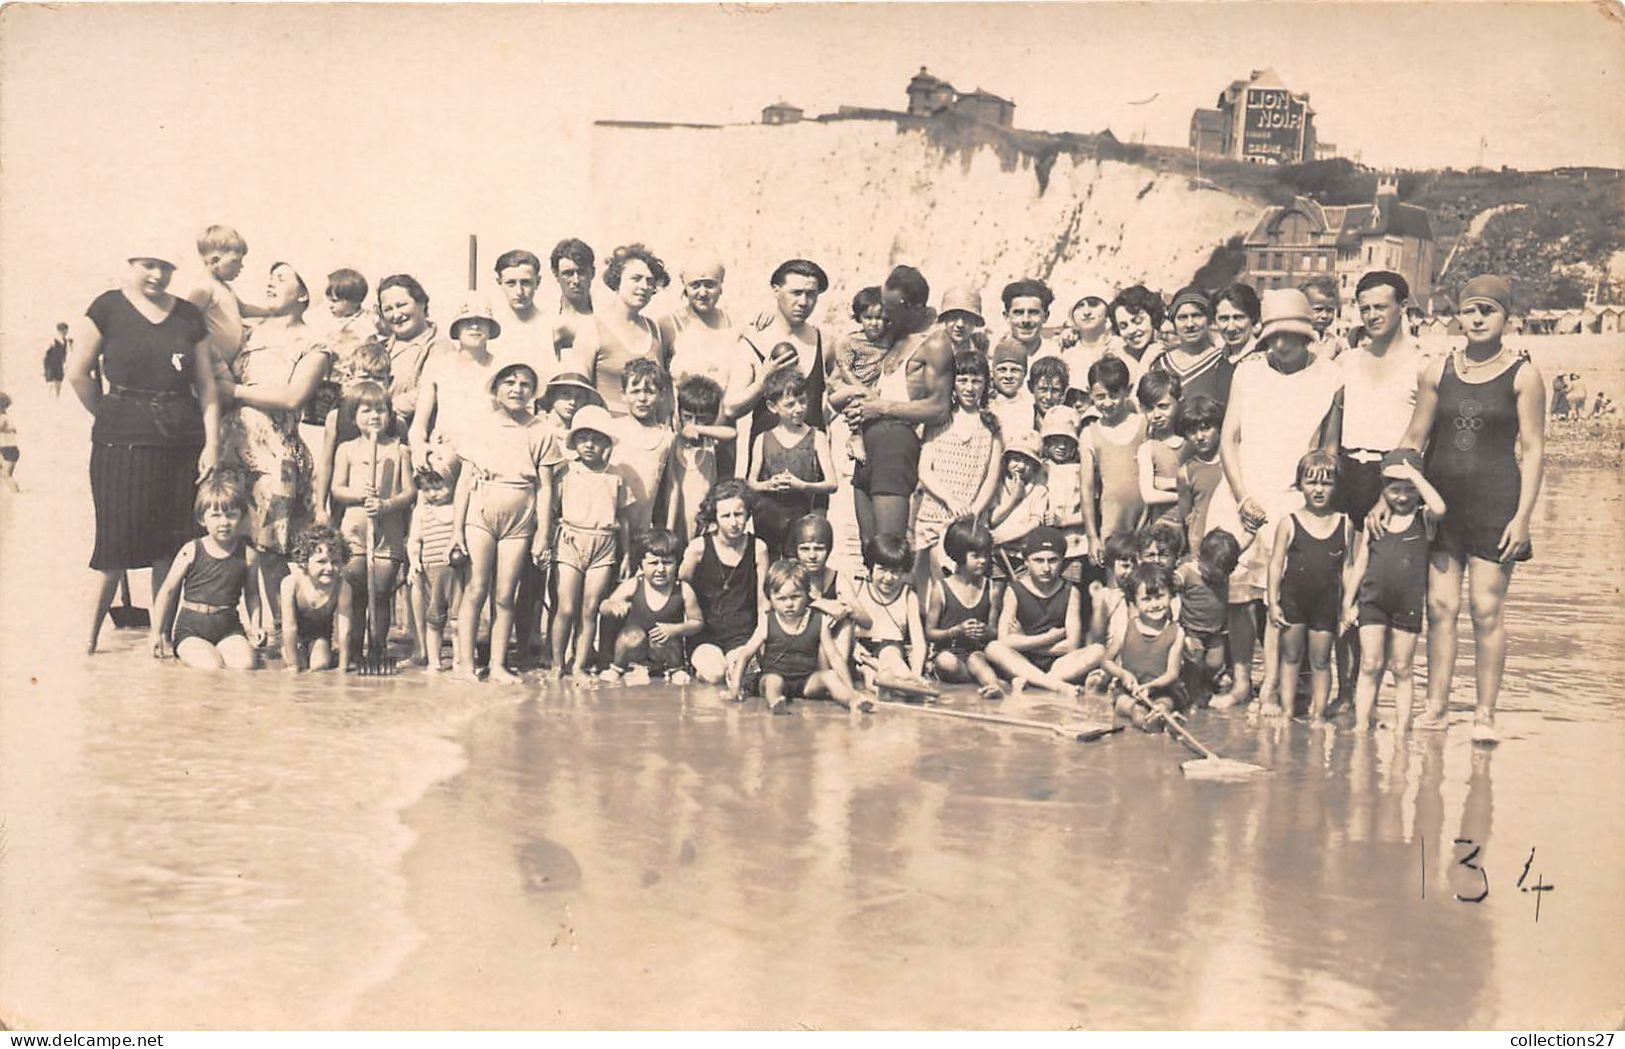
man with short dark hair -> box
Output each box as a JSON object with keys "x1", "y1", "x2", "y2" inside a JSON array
[
  {"x1": 550, "y1": 238, "x2": 598, "y2": 370},
  {"x1": 1001, "y1": 278, "x2": 1059, "y2": 362},
  {"x1": 491, "y1": 248, "x2": 554, "y2": 374},
  {"x1": 842, "y1": 265, "x2": 953, "y2": 545},
  {"x1": 725, "y1": 259, "x2": 831, "y2": 479}
]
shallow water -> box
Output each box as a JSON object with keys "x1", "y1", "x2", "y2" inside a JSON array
[{"x1": 2, "y1": 423, "x2": 1623, "y2": 1028}]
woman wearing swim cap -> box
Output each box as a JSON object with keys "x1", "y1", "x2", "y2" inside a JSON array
[{"x1": 1383, "y1": 274, "x2": 1545, "y2": 744}]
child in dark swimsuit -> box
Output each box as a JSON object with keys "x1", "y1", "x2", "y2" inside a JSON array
[
  {"x1": 924, "y1": 519, "x2": 1004, "y2": 699},
  {"x1": 1103, "y1": 563, "x2": 1187, "y2": 731},
  {"x1": 729, "y1": 559, "x2": 863, "y2": 714},
  {"x1": 680, "y1": 479, "x2": 770, "y2": 685},
  {"x1": 600, "y1": 529, "x2": 703, "y2": 684},
  {"x1": 151, "y1": 478, "x2": 263, "y2": 670},
  {"x1": 747, "y1": 368, "x2": 836, "y2": 558},
  {"x1": 278, "y1": 525, "x2": 353, "y2": 672},
  {"x1": 985, "y1": 526, "x2": 1097, "y2": 695},
  {"x1": 1267, "y1": 450, "x2": 1353, "y2": 722},
  {"x1": 788, "y1": 514, "x2": 854, "y2": 662},
  {"x1": 1341, "y1": 448, "x2": 1446, "y2": 732}
]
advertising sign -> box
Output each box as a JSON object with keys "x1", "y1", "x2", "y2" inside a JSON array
[{"x1": 1242, "y1": 87, "x2": 1305, "y2": 163}]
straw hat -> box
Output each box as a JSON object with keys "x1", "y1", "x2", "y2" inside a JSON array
[
  {"x1": 450, "y1": 297, "x2": 502, "y2": 341},
  {"x1": 568, "y1": 403, "x2": 618, "y2": 446},
  {"x1": 1040, "y1": 405, "x2": 1083, "y2": 440},
  {"x1": 938, "y1": 285, "x2": 984, "y2": 324},
  {"x1": 539, "y1": 370, "x2": 604, "y2": 410},
  {"x1": 1003, "y1": 431, "x2": 1044, "y2": 465},
  {"x1": 1257, "y1": 289, "x2": 1316, "y2": 342}
]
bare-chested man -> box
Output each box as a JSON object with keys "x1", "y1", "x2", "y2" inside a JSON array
[
  {"x1": 840, "y1": 265, "x2": 953, "y2": 545},
  {"x1": 491, "y1": 248, "x2": 561, "y2": 379},
  {"x1": 549, "y1": 237, "x2": 597, "y2": 371}
]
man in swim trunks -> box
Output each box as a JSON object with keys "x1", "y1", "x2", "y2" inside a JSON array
[
  {"x1": 843, "y1": 265, "x2": 953, "y2": 546},
  {"x1": 723, "y1": 258, "x2": 830, "y2": 480}
]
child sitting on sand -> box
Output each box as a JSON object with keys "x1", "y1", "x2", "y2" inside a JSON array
[
  {"x1": 846, "y1": 532, "x2": 928, "y2": 685},
  {"x1": 924, "y1": 519, "x2": 1004, "y2": 699},
  {"x1": 278, "y1": 525, "x2": 352, "y2": 672},
  {"x1": 681, "y1": 479, "x2": 770, "y2": 685},
  {"x1": 331, "y1": 382, "x2": 415, "y2": 669},
  {"x1": 984, "y1": 526, "x2": 1097, "y2": 694},
  {"x1": 599, "y1": 529, "x2": 703, "y2": 684},
  {"x1": 1341, "y1": 448, "x2": 1446, "y2": 732},
  {"x1": 787, "y1": 514, "x2": 853, "y2": 660},
  {"x1": 729, "y1": 559, "x2": 863, "y2": 714},
  {"x1": 1086, "y1": 532, "x2": 1139, "y2": 649},
  {"x1": 1098, "y1": 563, "x2": 1187, "y2": 732},
  {"x1": 151, "y1": 478, "x2": 263, "y2": 670}
]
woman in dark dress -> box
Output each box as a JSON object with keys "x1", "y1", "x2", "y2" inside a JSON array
[{"x1": 67, "y1": 249, "x2": 220, "y2": 653}]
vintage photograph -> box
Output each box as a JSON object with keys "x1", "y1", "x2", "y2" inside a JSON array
[{"x1": 1, "y1": 0, "x2": 1622, "y2": 1032}]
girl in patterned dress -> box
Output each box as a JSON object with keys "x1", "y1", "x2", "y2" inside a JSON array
[{"x1": 911, "y1": 347, "x2": 1003, "y2": 589}]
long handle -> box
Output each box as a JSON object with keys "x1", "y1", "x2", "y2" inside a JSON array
[
  {"x1": 468, "y1": 234, "x2": 478, "y2": 292},
  {"x1": 1157, "y1": 707, "x2": 1219, "y2": 761},
  {"x1": 870, "y1": 697, "x2": 1097, "y2": 739},
  {"x1": 366, "y1": 435, "x2": 380, "y2": 665}
]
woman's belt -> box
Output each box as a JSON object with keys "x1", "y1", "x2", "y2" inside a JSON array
[{"x1": 109, "y1": 384, "x2": 189, "y2": 403}]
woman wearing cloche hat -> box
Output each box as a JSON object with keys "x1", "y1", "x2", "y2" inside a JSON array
[
  {"x1": 1386, "y1": 273, "x2": 1545, "y2": 744},
  {"x1": 1204, "y1": 287, "x2": 1344, "y2": 713},
  {"x1": 410, "y1": 297, "x2": 503, "y2": 474}
]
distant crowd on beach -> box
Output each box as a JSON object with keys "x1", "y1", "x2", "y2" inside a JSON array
[{"x1": 45, "y1": 222, "x2": 1550, "y2": 743}]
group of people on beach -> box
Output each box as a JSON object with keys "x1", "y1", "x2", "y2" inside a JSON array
[{"x1": 57, "y1": 223, "x2": 1547, "y2": 742}]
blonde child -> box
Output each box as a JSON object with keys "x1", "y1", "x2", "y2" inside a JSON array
[
  {"x1": 541, "y1": 402, "x2": 630, "y2": 680},
  {"x1": 600, "y1": 529, "x2": 703, "y2": 684},
  {"x1": 409, "y1": 459, "x2": 464, "y2": 671},
  {"x1": 846, "y1": 532, "x2": 928, "y2": 685},
  {"x1": 1081, "y1": 355, "x2": 1146, "y2": 545},
  {"x1": 913, "y1": 347, "x2": 1002, "y2": 589},
  {"x1": 666, "y1": 374, "x2": 734, "y2": 544},
  {"x1": 681, "y1": 479, "x2": 770, "y2": 685},
  {"x1": 453, "y1": 362, "x2": 550, "y2": 684},
  {"x1": 151, "y1": 478, "x2": 263, "y2": 670},
  {"x1": 924, "y1": 519, "x2": 1004, "y2": 699},
  {"x1": 1341, "y1": 448, "x2": 1446, "y2": 732},
  {"x1": 278, "y1": 524, "x2": 353, "y2": 672},
  {"x1": 331, "y1": 382, "x2": 415, "y2": 668},
  {"x1": 746, "y1": 368, "x2": 836, "y2": 558},
  {"x1": 1100, "y1": 563, "x2": 1187, "y2": 732},
  {"x1": 987, "y1": 338, "x2": 1035, "y2": 441},
  {"x1": 984, "y1": 526, "x2": 1097, "y2": 694},
  {"x1": 1266, "y1": 450, "x2": 1353, "y2": 721},
  {"x1": 1037, "y1": 405, "x2": 1091, "y2": 578},
  {"x1": 184, "y1": 224, "x2": 273, "y2": 381},
  {"x1": 315, "y1": 340, "x2": 392, "y2": 524},
  {"x1": 730, "y1": 559, "x2": 864, "y2": 714},
  {"x1": 1135, "y1": 370, "x2": 1186, "y2": 530}
]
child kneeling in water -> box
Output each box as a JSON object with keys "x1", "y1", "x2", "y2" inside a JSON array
[
  {"x1": 1098, "y1": 563, "x2": 1187, "y2": 731},
  {"x1": 729, "y1": 559, "x2": 864, "y2": 714},
  {"x1": 151, "y1": 478, "x2": 263, "y2": 670},
  {"x1": 924, "y1": 518, "x2": 1004, "y2": 698},
  {"x1": 599, "y1": 528, "x2": 704, "y2": 684},
  {"x1": 279, "y1": 525, "x2": 353, "y2": 672}
]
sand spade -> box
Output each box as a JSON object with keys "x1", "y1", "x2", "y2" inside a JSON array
[
  {"x1": 1140, "y1": 701, "x2": 1266, "y2": 780},
  {"x1": 868, "y1": 696, "x2": 1122, "y2": 743}
]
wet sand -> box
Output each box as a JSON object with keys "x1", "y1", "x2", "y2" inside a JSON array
[{"x1": 2, "y1": 404, "x2": 1623, "y2": 1029}]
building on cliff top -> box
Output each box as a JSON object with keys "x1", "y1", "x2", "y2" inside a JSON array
[
  {"x1": 762, "y1": 102, "x2": 804, "y2": 125},
  {"x1": 1189, "y1": 68, "x2": 1317, "y2": 165},
  {"x1": 906, "y1": 67, "x2": 1015, "y2": 128},
  {"x1": 1242, "y1": 175, "x2": 1436, "y2": 309}
]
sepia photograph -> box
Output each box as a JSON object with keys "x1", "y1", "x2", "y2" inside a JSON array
[{"x1": 1, "y1": 0, "x2": 1622, "y2": 1033}]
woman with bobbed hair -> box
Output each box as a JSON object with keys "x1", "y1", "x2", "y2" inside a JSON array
[
  {"x1": 1212, "y1": 282, "x2": 1262, "y2": 364},
  {"x1": 585, "y1": 242, "x2": 671, "y2": 414},
  {"x1": 1108, "y1": 284, "x2": 1166, "y2": 376},
  {"x1": 375, "y1": 273, "x2": 451, "y2": 433}
]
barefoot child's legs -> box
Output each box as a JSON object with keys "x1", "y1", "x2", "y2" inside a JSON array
[
  {"x1": 1386, "y1": 628, "x2": 1420, "y2": 730},
  {"x1": 1306, "y1": 629, "x2": 1334, "y2": 720},
  {"x1": 1354, "y1": 623, "x2": 1389, "y2": 729},
  {"x1": 456, "y1": 527, "x2": 500, "y2": 679},
  {"x1": 424, "y1": 564, "x2": 459, "y2": 670},
  {"x1": 984, "y1": 640, "x2": 1080, "y2": 695},
  {"x1": 550, "y1": 563, "x2": 585, "y2": 675},
  {"x1": 573, "y1": 565, "x2": 617, "y2": 676},
  {"x1": 1275, "y1": 623, "x2": 1306, "y2": 717},
  {"x1": 487, "y1": 536, "x2": 531, "y2": 683}
]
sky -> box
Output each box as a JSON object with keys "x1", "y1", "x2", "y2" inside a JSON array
[{"x1": 1, "y1": 1, "x2": 1621, "y2": 384}]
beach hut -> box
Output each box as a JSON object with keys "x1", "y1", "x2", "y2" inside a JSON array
[
  {"x1": 1556, "y1": 310, "x2": 1584, "y2": 335},
  {"x1": 1580, "y1": 306, "x2": 1602, "y2": 333},
  {"x1": 1597, "y1": 305, "x2": 1624, "y2": 334}
]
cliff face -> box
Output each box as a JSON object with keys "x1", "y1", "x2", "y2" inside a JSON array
[{"x1": 590, "y1": 119, "x2": 1259, "y2": 317}]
